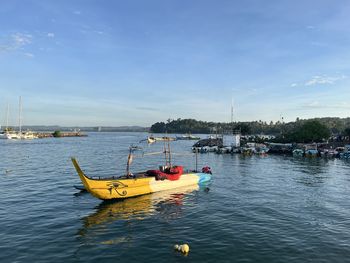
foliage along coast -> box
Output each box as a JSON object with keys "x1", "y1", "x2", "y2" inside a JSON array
[{"x1": 150, "y1": 117, "x2": 350, "y2": 143}]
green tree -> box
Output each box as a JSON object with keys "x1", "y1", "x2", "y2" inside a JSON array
[
  {"x1": 150, "y1": 122, "x2": 166, "y2": 133},
  {"x1": 234, "y1": 123, "x2": 251, "y2": 135},
  {"x1": 289, "y1": 120, "x2": 330, "y2": 143},
  {"x1": 344, "y1": 127, "x2": 350, "y2": 137},
  {"x1": 52, "y1": 130, "x2": 62, "y2": 137}
]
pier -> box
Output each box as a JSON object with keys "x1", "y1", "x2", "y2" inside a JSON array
[{"x1": 36, "y1": 131, "x2": 87, "y2": 138}]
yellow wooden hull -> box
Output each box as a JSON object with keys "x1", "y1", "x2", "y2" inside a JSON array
[{"x1": 71, "y1": 158, "x2": 211, "y2": 200}]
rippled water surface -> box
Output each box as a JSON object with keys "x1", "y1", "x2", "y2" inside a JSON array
[{"x1": 1, "y1": 132, "x2": 350, "y2": 263}]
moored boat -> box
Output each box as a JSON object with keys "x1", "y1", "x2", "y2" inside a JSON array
[
  {"x1": 71, "y1": 158, "x2": 212, "y2": 200},
  {"x1": 339, "y1": 145, "x2": 350, "y2": 159},
  {"x1": 147, "y1": 136, "x2": 156, "y2": 144},
  {"x1": 146, "y1": 136, "x2": 176, "y2": 143},
  {"x1": 176, "y1": 134, "x2": 200, "y2": 140},
  {"x1": 293, "y1": 149, "x2": 304, "y2": 157},
  {"x1": 0, "y1": 130, "x2": 21, "y2": 139}
]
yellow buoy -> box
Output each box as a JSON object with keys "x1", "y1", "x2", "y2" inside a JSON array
[
  {"x1": 174, "y1": 243, "x2": 190, "y2": 254},
  {"x1": 181, "y1": 244, "x2": 190, "y2": 254}
]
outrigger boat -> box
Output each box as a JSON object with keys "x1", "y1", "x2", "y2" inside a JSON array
[{"x1": 71, "y1": 144, "x2": 212, "y2": 200}]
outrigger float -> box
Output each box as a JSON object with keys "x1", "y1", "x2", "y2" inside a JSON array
[{"x1": 71, "y1": 144, "x2": 212, "y2": 200}]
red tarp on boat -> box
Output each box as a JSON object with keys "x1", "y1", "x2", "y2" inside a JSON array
[{"x1": 146, "y1": 166, "x2": 184, "y2": 181}]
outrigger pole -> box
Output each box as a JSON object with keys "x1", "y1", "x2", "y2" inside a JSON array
[{"x1": 163, "y1": 139, "x2": 172, "y2": 167}]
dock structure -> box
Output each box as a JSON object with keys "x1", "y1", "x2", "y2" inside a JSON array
[
  {"x1": 193, "y1": 137, "x2": 223, "y2": 148},
  {"x1": 35, "y1": 131, "x2": 87, "y2": 138}
]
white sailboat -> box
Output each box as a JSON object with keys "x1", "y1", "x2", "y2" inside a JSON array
[
  {"x1": 18, "y1": 96, "x2": 38, "y2": 139},
  {"x1": 0, "y1": 103, "x2": 21, "y2": 139},
  {"x1": 0, "y1": 97, "x2": 37, "y2": 140}
]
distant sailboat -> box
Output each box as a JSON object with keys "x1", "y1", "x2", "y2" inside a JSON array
[
  {"x1": 0, "y1": 102, "x2": 21, "y2": 139},
  {"x1": 0, "y1": 97, "x2": 37, "y2": 140},
  {"x1": 18, "y1": 96, "x2": 38, "y2": 139}
]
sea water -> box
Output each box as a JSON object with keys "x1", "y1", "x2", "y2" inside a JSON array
[{"x1": 0, "y1": 132, "x2": 349, "y2": 263}]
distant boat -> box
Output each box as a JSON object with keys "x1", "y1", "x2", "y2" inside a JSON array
[
  {"x1": 319, "y1": 149, "x2": 338, "y2": 158},
  {"x1": 293, "y1": 149, "x2": 304, "y2": 157},
  {"x1": 339, "y1": 145, "x2": 350, "y2": 159},
  {"x1": 0, "y1": 97, "x2": 38, "y2": 140},
  {"x1": 147, "y1": 136, "x2": 176, "y2": 143},
  {"x1": 0, "y1": 103, "x2": 18, "y2": 139},
  {"x1": 304, "y1": 144, "x2": 318, "y2": 157},
  {"x1": 155, "y1": 136, "x2": 176, "y2": 141},
  {"x1": 0, "y1": 129, "x2": 21, "y2": 140},
  {"x1": 21, "y1": 130, "x2": 38, "y2": 139},
  {"x1": 176, "y1": 134, "x2": 200, "y2": 140},
  {"x1": 147, "y1": 136, "x2": 156, "y2": 144}
]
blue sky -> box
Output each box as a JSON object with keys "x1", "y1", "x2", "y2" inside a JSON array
[{"x1": 1, "y1": 0, "x2": 350, "y2": 126}]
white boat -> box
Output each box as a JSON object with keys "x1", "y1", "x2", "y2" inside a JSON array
[
  {"x1": 147, "y1": 136, "x2": 156, "y2": 144},
  {"x1": 0, "y1": 97, "x2": 37, "y2": 140},
  {"x1": 176, "y1": 134, "x2": 200, "y2": 140},
  {"x1": 0, "y1": 130, "x2": 21, "y2": 139},
  {"x1": 21, "y1": 130, "x2": 38, "y2": 139}
]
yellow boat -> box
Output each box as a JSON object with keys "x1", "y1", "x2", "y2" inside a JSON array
[{"x1": 71, "y1": 158, "x2": 212, "y2": 200}]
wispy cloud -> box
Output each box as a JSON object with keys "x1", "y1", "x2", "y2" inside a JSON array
[
  {"x1": 73, "y1": 10, "x2": 81, "y2": 15},
  {"x1": 291, "y1": 75, "x2": 347, "y2": 88},
  {"x1": 24, "y1": 52, "x2": 34, "y2": 58},
  {"x1": 0, "y1": 33, "x2": 32, "y2": 53},
  {"x1": 302, "y1": 101, "x2": 350, "y2": 109},
  {"x1": 47, "y1": 32, "x2": 55, "y2": 38},
  {"x1": 305, "y1": 75, "x2": 346, "y2": 86},
  {"x1": 135, "y1": 106, "x2": 159, "y2": 112}
]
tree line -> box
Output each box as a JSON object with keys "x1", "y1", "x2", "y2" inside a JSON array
[{"x1": 150, "y1": 117, "x2": 350, "y2": 143}]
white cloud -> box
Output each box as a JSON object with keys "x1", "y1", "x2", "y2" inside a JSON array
[
  {"x1": 304, "y1": 75, "x2": 346, "y2": 86},
  {"x1": 47, "y1": 33, "x2": 55, "y2": 38},
  {"x1": 290, "y1": 83, "x2": 298, "y2": 87},
  {"x1": 12, "y1": 33, "x2": 32, "y2": 46},
  {"x1": 0, "y1": 33, "x2": 32, "y2": 53},
  {"x1": 303, "y1": 101, "x2": 350, "y2": 109},
  {"x1": 24, "y1": 52, "x2": 34, "y2": 58},
  {"x1": 73, "y1": 10, "x2": 81, "y2": 15}
]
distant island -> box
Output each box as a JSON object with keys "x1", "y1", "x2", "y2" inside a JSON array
[{"x1": 150, "y1": 117, "x2": 350, "y2": 143}]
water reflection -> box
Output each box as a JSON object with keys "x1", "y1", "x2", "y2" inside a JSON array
[
  {"x1": 290, "y1": 157, "x2": 331, "y2": 187},
  {"x1": 78, "y1": 185, "x2": 199, "y2": 238}
]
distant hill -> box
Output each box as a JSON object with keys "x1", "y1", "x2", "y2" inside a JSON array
[
  {"x1": 150, "y1": 117, "x2": 350, "y2": 135},
  {"x1": 4, "y1": 125, "x2": 149, "y2": 132}
]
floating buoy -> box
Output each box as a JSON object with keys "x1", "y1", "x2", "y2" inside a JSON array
[{"x1": 174, "y1": 243, "x2": 190, "y2": 254}]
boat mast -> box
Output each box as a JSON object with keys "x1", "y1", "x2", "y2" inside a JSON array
[
  {"x1": 19, "y1": 96, "x2": 22, "y2": 133},
  {"x1": 6, "y1": 102, "x2": 9, "y2": 131},
  {"x1": 231, "y1": 97, "x2": 234, "y2": 124},
  {"x1": 126, "y1": 146, "x2": 133, "y2": 176},
  {"x1": 163, "y1": 140, "x2": 172, "y2": 167},
  {"x1": 167, "y1": 140, "x2": 171, "y2": 167}
]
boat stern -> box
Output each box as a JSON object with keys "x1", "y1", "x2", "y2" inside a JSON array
[{"x1": 197, "y1": 172, "x2": 212, "y2": 184}]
